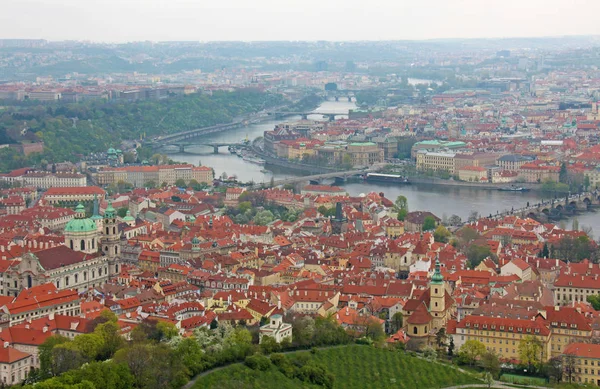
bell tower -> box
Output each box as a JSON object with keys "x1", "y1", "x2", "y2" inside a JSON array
[
  {"x1": 429, "y1": 258, "x2": 446, "y2": 329},
  {"x1": 102, "y1": 200, "x2": 121, "y2": 258}
]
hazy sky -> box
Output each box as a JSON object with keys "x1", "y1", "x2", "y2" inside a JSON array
[{"x1": 2, "y1": 0, "x2": 599, "y2": 42}]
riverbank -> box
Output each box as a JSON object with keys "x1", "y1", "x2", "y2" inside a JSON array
[{"x1": 409, "y1": 177, "x2": 543, "y2": 191}]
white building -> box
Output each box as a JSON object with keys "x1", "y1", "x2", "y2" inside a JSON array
[{"x1": 259, "y1": 314, "x2": 292, "y2": 343}]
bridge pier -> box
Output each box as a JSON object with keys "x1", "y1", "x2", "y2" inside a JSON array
[
  {"x1": 335, "y1": 96, "x2": 339, "y2": 102},
  {"x1": 347, "y1": 96, "x2": 352, "y2": 102},
  {"x1": 301, "y1": 114, "x2": 309, "y2": 120},
  {"x1": 213, "y1": 146, "x2": 219, "y2": 154},
  {"x1": 179, "y1": 144, "x2": 185, "y2": 153},
  {"x1": 327, "y1": 114, "x2": 336, "y2": 122}
]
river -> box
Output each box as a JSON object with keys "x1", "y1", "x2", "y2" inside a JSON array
[{"x1": 165, "y1": 100, "x2": 600, "y2": 236}]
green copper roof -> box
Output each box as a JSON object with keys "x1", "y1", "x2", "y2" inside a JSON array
[
  {"x1": 431, "y1": 259, "x2": 444, "y2": 284},
  {"x1": 104, "y1": 200, "x2": 116, "y2": 218},
  {"x1": 107, "y1": 148, "x2": 116, "y2": 154},
  {"x1": 65, "y1": 217, "x2": 97, "y2": 233},
  {"x1": 350, "y1": 142, "x2": 377, "y2": 146},
  {"x1": 75, "y1": 203, "x2": 85, "y2": 214}
]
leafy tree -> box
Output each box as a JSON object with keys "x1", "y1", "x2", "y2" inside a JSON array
[
  {"x1": 397, "y1": 209, "x2": 408, "y2": 221},
  {"x1": 94, "y1": 321, "x2": 124, "y2": 360},
  {"x1": 364, "y1": 318, "x2": 385, "y2": 341},
  {"x1": 390, "y1": 312, "x2": 403, "y2": 333},
  {"x1": 245, "y1": 354, "x2": 271, "y2": 370},
  {"x1": 448, "y1": 336, "x2": 455, "y2": 357},
  {"x1": 587, "y1": 295, "x2": 600, "y2": 310},
  {"x1": 260, "y1": 336, "x2": 281, "y2": 354},
  {"x1": 538, "y1": 242, "x2": 550, "y2": 258},
  {"x1": 395, "y1": 195, "x2": 408, "y2": 211},
  {"x1": 175, "y1": 178, "x2": 187, "y2": 188},
  {"x1": 38, "y1": 335, "x2": 70, "y2": 378},
  {"x1": 238, "y1": 201, "x2": 252, "y2": 214},
  {"x1": 422, "y1": 216, "x2": 437, "y2": 231},
  {"x1": 518, "y1": 335, "x2": 543, "y2": 372},
  {"x1": 479, "y1": 350, "x2": 501, "y2": 378},
  {"x1": 433, "y1": 225, "x2": 451, "y2": 243},
  {"x1": 253, "y1": 210, "x2": 275, "y2": 226},
  {"x1": 435, "y1": 328, "x2": 447, "y2": 349},
  {"x1": 117, "y1": 207, "x2": 128, "y2": 218},
  {"x1": 466, "y1": 245, "x2": 492, "y2": 269},
  {"x1": 457, "y1": 340, "x2": 486, "y2": 366},
  {"x1": 72, "y1": 333, "x2": 103, "y2": 361},
  {"x1": 559, "y1": 162, "x2": 568, "y2": 184}
]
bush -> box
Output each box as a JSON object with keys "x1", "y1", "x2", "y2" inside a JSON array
[
  {"x1": 270, "y1": 353, "x2": 295, "y2": 378},
  {"x1": 297, "y1": 362, "x2": 335, "y2": 389},
  {"x1": 244, "y1": 354, "x2": 271, "y2": 371}
]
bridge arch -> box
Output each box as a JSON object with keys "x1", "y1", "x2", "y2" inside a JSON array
[
  {"x1": 541, "y1": 208, "x2": 550, "y2": 215},
  {"x1": 555, "y1": 204, "x2": 563, "y2": 211}
]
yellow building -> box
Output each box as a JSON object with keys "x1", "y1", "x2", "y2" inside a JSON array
[
  {"x1": 347, "y1": 142, "x2": 384, "y2": 167},
  {"x1": 563, "y1": 343, "x2": 600, "y2": 386},
  {"x1": 416, "y1": 150, "x2": 456, "y2": 174},
  {"x1": 458, "y1": 166, "x2": 488, "y2": 182},
  {"x1": 455, "y1": 316, "x2": 552, "y2": 362}
]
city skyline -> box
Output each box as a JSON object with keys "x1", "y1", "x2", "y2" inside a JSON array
[{"x1": 2, "y1": 0, "x2": 600, "y2": 42}]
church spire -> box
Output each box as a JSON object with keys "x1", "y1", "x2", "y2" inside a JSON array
[{"x1": 431, "y1": 258, "x2": 444, "y2": 284}]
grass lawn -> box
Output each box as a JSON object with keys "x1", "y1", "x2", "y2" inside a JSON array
[
  {"x1": 192, "y1": 345, "x2": 481, "y2": 389},
  {"x1": 500, "y1": 373, "x2": 548, "y2": 386}
]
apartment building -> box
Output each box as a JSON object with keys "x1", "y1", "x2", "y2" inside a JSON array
[
  {"x1": 21, "y1": 172, "x2": 86, "y2": 189},
  {"x1": 554, "y1": 273, "x2": 600, "y2": 305},
  {"x1": 416, "y1": 150, "x2": 457, "y2": 174},
  {"x1": 41, "y1": 186, "x2": 105, "y2": 205},
  {"x1": 563, "y1": 343, "x2": 600, "y2": 386},
  {"x1": 96, "y1": 164, "x2": 213, "y2": 187}
]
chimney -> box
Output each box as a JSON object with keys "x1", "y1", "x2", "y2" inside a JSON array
[
  {"x1": 42, "y1": 326, "x2": 48, "y2": 333},
  {"x1": 49, "y1": 312, "x2": 54, "y2": 320},
  {"x1": 3, "y1": 342, "x2": 8, "y2": 348}
]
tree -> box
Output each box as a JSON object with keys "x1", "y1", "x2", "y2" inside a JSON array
[
  {"x1": 422, "y1": 216, "x2": 437, "y2": 231},
  {"x1": 123, "y1": 151, "x2": 136, "y2": 164},
  {"x1": 435, "y1": 328, "x2": 447, "y2": 350},
  {"x1": 117, "y1": 207, "x2": 128, "y2": 218},
  {"x1": 175, "y1": 178, "x2": 187, "y2": 188},
  {"x1": 221, "y1": 172, "x2": 228, "y2": 180},
  {"x1": 457, "y1": 340, "x2": 486, "y2": 366},
  {"x1": 483, "y1": 372, "x2": 494, "y2": 389},
  {"x1": 538, "y1": 242, "x2": 550, "y2": 258},
  {"x1": 518, "y1": 335, "x2": 543, "y2": 372},
  {"x1": 479, "y1": 350, "x2": 501, "y2": 378},
  {"x1": 466, "y1": 245, "x2": 492, "y2": 269},
  {"x1": 145, "y1": 180, "x2": 157, "y2": 189},
  {"x1": 253, "y1": 210, "x2": 275, "y2": 226},
  {"x1": 584, "y1": 175, "x2": 591, "y2": 191},
  {"x1": 39, "y1": 335, "x2": 70, "y2": 378},
  {"x1": 448, "y1": 214, "x2": 462, "y2": 226},
  {"x1": 341, "y1": 154, "x2": 353, "y2": 169},
  {"x1": 546, "y1": 356, "x2": 564, "y2": 383},
  {"x1": 563, "y1": 352, "x2": 577, "y2": 383},
  {"x1": 433, "y1": 225, "x2": 451, "y2": 243},
  {"x1": 390, "y1": 312, "x2": 403, "y2": 333},
  {"x1": 587, "y1": 294, "x2": 600, "y2": 310},
  {"x1": 448, "y1": 336, "x2": 455, "y2": 357},
  {"x1": 559, "y1": 162, "x2": 568, "y2": 184},
  {"x1": 94, "y1": 321, "x2": 124, "y2": 360},
  {"x1": 260, "y1": 336, "x2": 281, "y2": 354},
  {"x1": 397, "y1": 209, "x2": 408, "y2": 221},
  {"x1": 467, "y1": 210, "x2": 480, "y2": 223},
  {"x1": 395, "y1": 195, "x2": 408, "y2": 211},
  {"x1": 364, "y1": 318, "x2": 385, "y2": 341}
]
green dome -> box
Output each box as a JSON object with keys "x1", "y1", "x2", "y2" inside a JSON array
[
  {"x1": 107, "y1": 148, "x2": 116, "y2": 154},
  {"x1": 123, "y1": 210, "x2": 135, "y2": 222},
  {"x1": 116, "y1": 149, "x2": 122, "y2": 154},
  {"x1": 191, "y1": 236, "x2": 200, "y2": 245},
  {"x1": 65, "y1": 218, "x2": 98, "y2": 233}
]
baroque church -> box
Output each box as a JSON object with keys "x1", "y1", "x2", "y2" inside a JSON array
[
  {"x1": 402, "y1": 259, "x2": 456, "y2": 348},
  {"x1": 2, "y1": 198, "x2": 122, "y2": 296}
]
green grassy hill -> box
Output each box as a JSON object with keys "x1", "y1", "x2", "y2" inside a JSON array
[{"x1": 192, "y1": 345, "x2": 481, "y2": 389}]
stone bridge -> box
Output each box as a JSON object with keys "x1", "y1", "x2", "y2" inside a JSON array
[
  {"x1": 489, "y1": 191, "x2": 600, "y2": 220},
  {"x1": 163, "y1": 142, "x2": 245, "y2": 154}
]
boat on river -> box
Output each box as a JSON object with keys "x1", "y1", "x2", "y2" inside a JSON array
[
  {"x1": 497, "y1": 186, "x2": 530, "y2": 192},
  {"x1": 365, "y1": 173, "x2": 411, "y2": 184}
]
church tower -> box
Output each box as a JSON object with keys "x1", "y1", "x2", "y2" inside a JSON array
[
  {"x1": 429, "y1": 259, "x2": 446, "y2": 330},
  {"x1": 102, "y1": 200, "x2": 121, "y2": 258}
]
